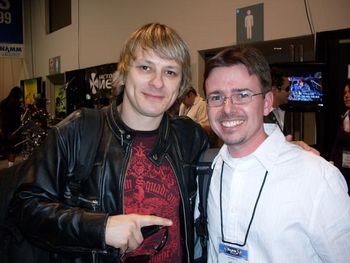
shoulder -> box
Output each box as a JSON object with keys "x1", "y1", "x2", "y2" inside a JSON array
[
  {"x1": 168, "y1": 115, "x2": 209, "y2": 163},
  {"x1": 280, "y1": 142, "x2": 347, "y2": 190},
  {"x1": 281, "y1": 142, "x2": 334, "y2": 170},
  {"x1": 169, "y1": 115, "x2": 209, "y2": 147},
  {"x1": 170, "y1": 115, "x2": 203, "y2": 132},
  {"x1": 195, "y1": 96, "x2": 207, "y2": 106},
  {"x1": 54, "y1": 108, "x2": 104, "y2": 142},
  {"x1": 56, "y1": 108, "x2": 102, "y2": 129}
]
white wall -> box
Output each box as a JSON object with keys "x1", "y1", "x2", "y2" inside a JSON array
[{"x1": 23, "y1": 0, "x2": 350, "y2": 90}]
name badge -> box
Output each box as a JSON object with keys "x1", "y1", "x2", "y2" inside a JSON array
[
  {"x1": 342, "y1": 151, "x2": 350, "y2": 168},
  {"x1": 218, "y1": 242, "x2": 248, "y2": 262}
]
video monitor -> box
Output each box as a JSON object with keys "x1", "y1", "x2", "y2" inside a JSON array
[{"x1": 271, "y1": 62, "x2": 325, "y2": 110}]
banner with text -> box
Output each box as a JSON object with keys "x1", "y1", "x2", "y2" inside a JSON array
[
  {"x1": 0, "y1": 0, "x2": 24, "y2": 57},
  {"x1": 64, "y1": 63, "x2": 117, "y2": 114}
]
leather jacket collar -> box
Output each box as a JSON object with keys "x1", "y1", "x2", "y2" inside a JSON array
[{"x1": 106, "y1": 100, "x2": 171, "y2": 165}]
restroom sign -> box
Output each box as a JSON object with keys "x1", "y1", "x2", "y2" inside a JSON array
[{"x1": 236, "y1": 3, "x2": 264, "y2": 44}]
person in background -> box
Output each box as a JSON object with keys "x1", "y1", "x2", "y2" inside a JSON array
[
  {"x1": 179, "y1": 87, "x2": 221, "y2": 147},
  {"x1": 331, "y1": 79, "x2": 350, "y2": 193},
  {"x1": 0, "y1": 86, "x2": 24, "y2": 167},
  {"x1": 179, "y1": 87, "x2": 209, "y2": 128},
  {"x1": 264, "y1": 67, "x2": 292, "y2": 135},
  {"x1": 10, "y1": 23, "x2": 208, "y2": 263},
  {"x1": 196, "y1": 46, "x2": 350, "y2": 262}
]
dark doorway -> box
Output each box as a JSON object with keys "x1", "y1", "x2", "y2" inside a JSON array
[{"x1": 316, "y1": 28, "x2": 350, "y2": 159}]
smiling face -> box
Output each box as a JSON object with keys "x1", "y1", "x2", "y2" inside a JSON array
[
  {"x1": 206, "y1": 64, "x2": 273, "y2": 157},
  {"x1": 120, "y1": 47, "x2": 182, "y2": 130}
]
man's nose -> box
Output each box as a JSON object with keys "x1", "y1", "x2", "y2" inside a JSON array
[
  {"x1": 222, "y1": 97, "x2": 238, "y2": 113},
  {"x1": 149, "y1": 72, "x2": 164, "y2": 88}
]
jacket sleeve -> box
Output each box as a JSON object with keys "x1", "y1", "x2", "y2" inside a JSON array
[{"x1": 9, "y1": 110, "x2": 109, "y2": 254}]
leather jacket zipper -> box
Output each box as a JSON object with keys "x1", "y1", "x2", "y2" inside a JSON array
[
  {"x1": 166, "y1": 155, "x2": 190, "y2": 263},
  {"x1": 92, "y1": 250, "x2": 97, "y2": 263},
  {"x1": 78, "y1": 196, "x2": 99, "y2": 211},
  {"x1": 115, "y1": 145, "x2": 132, "y2": 260},
  {"x1": 189, "y1": 191, "x2": 196, "y2": 209},
  {"x1": 119, "y1": 147, "x2": 132, "y2": 214},
  {"x1": 91, "y1": 249, "x2": 109, "y2": 263}
]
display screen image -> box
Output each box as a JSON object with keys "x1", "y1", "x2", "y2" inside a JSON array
[
  {"x1": 287, "y1": 72, "x2": 323, "y2": 104},
  {"x1": 270, "y1": 62, "x2": 325, "y2": 109}
]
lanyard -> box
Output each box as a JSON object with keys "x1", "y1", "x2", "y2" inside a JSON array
[{"x1": 220, "y1": 161, "x2": 268, "y2": 247}]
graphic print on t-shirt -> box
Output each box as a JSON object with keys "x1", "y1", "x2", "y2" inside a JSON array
[{"x1": 123, "y1": 132, "x2": 183, "y2": 262}]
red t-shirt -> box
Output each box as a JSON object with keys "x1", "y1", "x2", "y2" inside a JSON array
[{"x1": 123, "y1": 131, "x2": 183, "y2": 262}]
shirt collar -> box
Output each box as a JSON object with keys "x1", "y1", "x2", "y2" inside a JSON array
[
  {"x1": 343, "y1": 109, "x2": 350, "y2": 118},
  {"x1": 212, "y1": 125, "x2": 285, "y2": 172}
]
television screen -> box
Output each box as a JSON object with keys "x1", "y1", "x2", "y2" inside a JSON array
[
  {"x1": 288, "y1": 72, "x2": 323, "y2": 103},
  {"x1": 270, "y1": 62, "x2": 325, "y2": 110}
]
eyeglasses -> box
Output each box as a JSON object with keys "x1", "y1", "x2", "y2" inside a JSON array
[
  {"x1": 121, "y1": 227, "x2": 168, "y2": 263},
  {"x1": 206, "y1": 91, "x2": 264, "y2": 107},
  {"x1": 277, "y1": 85, "x2": 290, "y2": 92}
]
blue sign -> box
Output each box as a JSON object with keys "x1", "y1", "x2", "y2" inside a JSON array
[{"x1": 0, "y1": 0, "x2": 23, "y2": 44}]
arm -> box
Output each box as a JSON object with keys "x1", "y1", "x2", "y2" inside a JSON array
[
  {"x1": 10, "y1": 113, "x2": 173, "y2": 255},
  {"x1": 10, "y1": 122, "x2": 109, "y2": 253},
  {"x1": 285, "y1": 134, "x2": 320, "y2": 155},
  {"x1": 105, "y1": 214, "x2": 172, "y2": 253},
  {"x1": 309, "y1": 167, "x2": 350, "y2": 262},
  {"x1": 263, "y1": 123, "x2": 320, "y2": 155}
]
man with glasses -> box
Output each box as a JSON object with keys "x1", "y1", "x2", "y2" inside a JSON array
[
  {"x1": 264, "y1": 67, "x2": 292, "y2": 135},
  {"x1": 195, "y1": 46, "x2": 350, "y2": 262},
  {"x1": 11, "y1": 23, "x2": 208, "y2": 263}
]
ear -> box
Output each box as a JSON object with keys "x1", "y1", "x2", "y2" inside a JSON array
[
  {"x1": 263, "y1": 91, "x2": 273, "y2": 116},
  {"x1": 271, "y1": 86, "x2": 279, "y2": 96}
]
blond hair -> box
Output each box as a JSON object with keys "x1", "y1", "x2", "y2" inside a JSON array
[{"x1": 112, "y1": 23, "x2": 191, "y2": 98}]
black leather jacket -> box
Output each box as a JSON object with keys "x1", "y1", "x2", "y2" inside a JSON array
[{"x1": 11, "y1": 101, "x2": 209, "y2": 263}]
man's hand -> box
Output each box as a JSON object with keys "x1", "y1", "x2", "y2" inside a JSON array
[
  {"x1": 285, "y1": 134, "x2": 320, "y2": 155},
  {"x1": 105, "y1": 214, "x2": 172, "y2": 253}
]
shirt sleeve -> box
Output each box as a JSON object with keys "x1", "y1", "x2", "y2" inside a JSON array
[{"x1": 308, "y1": 164, "x2": 350, "y2": 263}]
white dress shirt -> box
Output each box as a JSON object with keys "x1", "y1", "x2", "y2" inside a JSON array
[
  {"x1": 203, "y1": 126, "x2": 350, "y2": 263},
  {"x1": 272, "y1": 107, "x2": 285, "y2": 131}
]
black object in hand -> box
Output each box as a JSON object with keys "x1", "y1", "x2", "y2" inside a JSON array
[{"x1": 140, "y1": 225, "x2": 163, "y2": 239}]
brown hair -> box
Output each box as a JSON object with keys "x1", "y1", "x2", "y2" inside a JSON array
[{"x1": 203, "y1": 46, "x2": 272, "y2": 95}]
